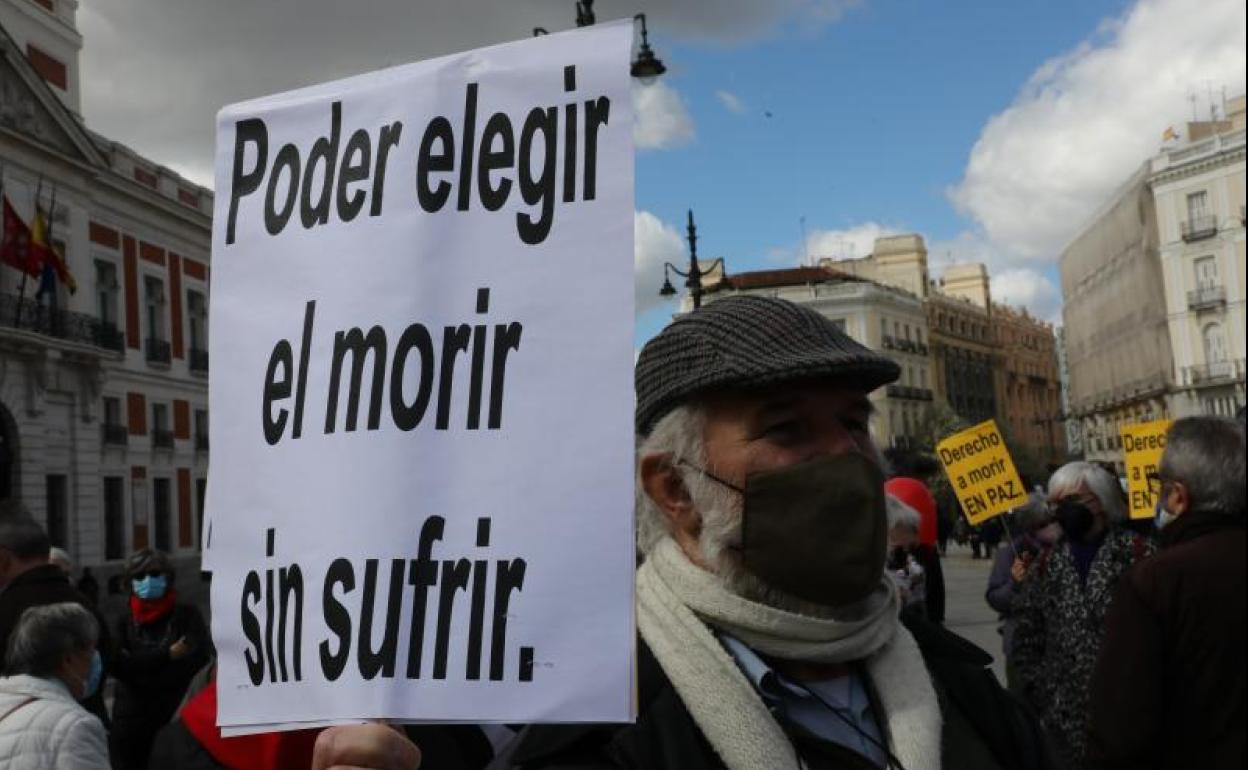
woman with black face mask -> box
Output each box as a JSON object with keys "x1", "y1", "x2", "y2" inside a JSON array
[{"x1": 1010, "y1": 462, "x2": 1155, "y2": 770}]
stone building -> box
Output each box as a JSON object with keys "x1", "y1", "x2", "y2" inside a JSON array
[
  {"x1": 925, "y1": 265, "x2": 996, "y2": 425},
  {"x1": 1, "y1": 1, "x2": 212, "y2": 573},
  {"x1": 1059, "y1": 93, "x2": 1246, "y2": 470},
  {"x1": 991, "y1": 303, "x2": 1063, "y2": 469},
  {"x1": 1151, "y1": 96, "x2": 1245, "y2": 417},
  {"x1": 695, "y1": 265, "x2": 934, "y2": 448}
]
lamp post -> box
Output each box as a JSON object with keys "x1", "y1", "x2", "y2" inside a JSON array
[
  {"x1": 532, "y1": 2, "x2": 667, "y2": 81},
  {"x1": 659, "y1": 210, "x2": 724, "y2": 311}
]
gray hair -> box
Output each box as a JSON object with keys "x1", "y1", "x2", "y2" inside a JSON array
[
  {"x1": 887, "y1": 495, "x2": 921, "y2": 531},
  {"x1": 1048, "y1": 461, "x2": 1127, "y2": 523},
  {"x1": 5, "y1": 602, "x2": 98, "y2": 678},
  {"x1": 1160, "y1": 416, "x2": 1246, "y2": 517},
  {"x1": 49, "y1": 547, "x2": 72, "y2": 571},
  {"x1": 635, "y1": 405, "x2": 707, "y2": 555},
  {"x1": 1012, "y1": 492, "x2": 1053, "y2": 532}
]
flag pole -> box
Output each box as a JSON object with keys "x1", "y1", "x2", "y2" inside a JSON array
[
  {"x1": 13, "y1": 176, "x2": 42, "y2": 327},
  {"x1": 43, "y1": 184, "x2": 60, "y2": 321}
]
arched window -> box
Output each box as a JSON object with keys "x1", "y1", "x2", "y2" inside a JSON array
[{"x1": 1203, "y1": 323, "x2": 1227, "y2": 364}]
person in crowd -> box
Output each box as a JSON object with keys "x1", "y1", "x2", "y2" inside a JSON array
[
  {"x1": 110, "y1": 548, "x2": 211, "y2": 770},
  {"x1": 984, "y1": 492, "x2": 1060, "y2": 696},
  {"x1": 1012, "y1": 461, "x2": 1155, "y2": 770},
  {"x1": 1088, "y1": 416, "x2": 1246, "y2": 770},
  {"x1": 885, "y1": 495, "x2": 927, "y2": 618},
  {"x1": 48, "y1": 547, "x2": 73, "y2": 575},
  {"x1": 884, "y1": 476, "x2": 946, "y2": 624},
  {"x1": 0, "y1": 602, "x2": 109, "y2": 769},
  {"x1": 479, "y1": 296, "x2": 1055, "y2": 769},
  {"x1": 76, "y1": 567, "x2": 100, "y2": 608},
  {"x1": 0, "y1": 504, "x2": 110, "y2": 724},
  {"x1": 979, "y1": 517, "x2": 1003, "y2": 560}
]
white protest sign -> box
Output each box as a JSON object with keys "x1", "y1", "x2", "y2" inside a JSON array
[{"x1": 207, "y1": 22, "x2": 636, "y2": 729}]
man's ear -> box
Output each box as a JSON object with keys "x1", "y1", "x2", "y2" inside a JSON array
[
  {"x1": 640, "y1": 453, "x2": 700, "y2": 540},
  {"x1": 1168, "y1": 480, "x2": 1190, "y2": 517}
]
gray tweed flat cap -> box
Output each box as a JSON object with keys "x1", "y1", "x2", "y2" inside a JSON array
[{"x1": 636, "y1": 295, "x2": 900, "y2": 435}]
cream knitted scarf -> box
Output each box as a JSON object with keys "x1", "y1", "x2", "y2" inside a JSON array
[{"x1": 636, "y1": 537, "x2": 943, "y2": 770}]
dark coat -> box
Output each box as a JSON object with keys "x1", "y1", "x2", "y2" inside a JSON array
[
  {"x1": 1087, "y1": 513, "x2": 1246, "y2": 770},
  {"x1": 499, "y1": 615, "x2": 1058, "y2": 770},
  {"x1": 111, "y1": 601, "x2": 211, "y2": 770},
  {"x1": 1012, "y1": 528, "x2": 1154, "y2": 769},
  {"x1": 913, "y1": 543, "x2": 945, "y2": 623},
  {"x1": 0, "y1": 564, "x2": 112, "y2": 722}
]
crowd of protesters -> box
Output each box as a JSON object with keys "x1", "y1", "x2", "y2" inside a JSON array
[{"x1": 0, "y1": 294, "x2": 1243, "y2": 770}]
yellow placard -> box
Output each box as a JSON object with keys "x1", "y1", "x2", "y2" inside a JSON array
[
  {"x1": 1121, "y1": 419, "x2": 1171, "y2": 520},
  {"x1": 936, "y1": 419, "x2": 1029, "y2": 526}
]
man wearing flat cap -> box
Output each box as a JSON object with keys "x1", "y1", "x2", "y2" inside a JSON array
[{"x1": 311, "y1": 296, "x2": 1059, "y2": 770}]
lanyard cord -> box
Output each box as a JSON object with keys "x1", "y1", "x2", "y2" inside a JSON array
[{"x1": 794, "y1": 681, "x2": 909, "y2": 770}]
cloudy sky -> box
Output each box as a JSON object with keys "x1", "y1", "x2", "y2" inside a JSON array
[{"x1": 78, "y1": 0, "x2": 1245, "y2": 341}]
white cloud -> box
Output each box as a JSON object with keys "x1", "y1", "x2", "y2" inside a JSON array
[
  {"x1": 634, "y1": 210, "x2": 686, "y2": 314},
  {"x1": 715, "y1": 89, "x2": 747, "y2": 114},
  {"x1": 75, "y1": 1, "x2": 865, "y2": 185},
  {"x1": 990, "y1": 268, "x2": 1063, "y2": 324},
  {"x1": 633, "y1": 80, "x2": 696, "y2": 150},
  {"x1": 804, "y1": 221, "x2": 902, "y2": 263},
  {"x1": 949, "y1": 0, "x2": 1246, "y2": 263}
]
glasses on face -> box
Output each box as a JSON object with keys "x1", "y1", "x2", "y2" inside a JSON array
[{"x1": 132, "y1": 571, "x2": 164, "y2": 581}]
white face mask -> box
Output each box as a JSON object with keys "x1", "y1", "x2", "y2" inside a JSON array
[{"x1": 1154, "y1": 503, "x2": 1180, "y2": 530}]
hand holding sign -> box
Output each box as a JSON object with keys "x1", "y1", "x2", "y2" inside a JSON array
[{"x1": 1121, "y1": 419, "x2": 1172, "y2": 519}]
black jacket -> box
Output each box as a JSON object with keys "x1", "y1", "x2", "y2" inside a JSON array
[
  {"x1": 1088, "y1": 513, "x2": 1246, "y2": 770},
  {"x1": 503, "y1": 614, "x2": 1058, "y2": 770},
  {"x1": 111, "y1": 601, "x2": 211, "y2": 770}
]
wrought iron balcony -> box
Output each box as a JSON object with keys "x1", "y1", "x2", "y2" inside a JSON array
[
  {"x1": 886, "y1": 385, "x2": 934, "y2": 401},
  {"x1": 101, "y1": 423, "x2": 128, "y2": 446},
  {"x1": 1186, "y1": 360, "x2": 1235, "y2": 384},
  {"x1": 1187, "y1": 286, "x2": 1226, "y2": 310},
  {"x1": 152, "y1": 429, "x2": 175, "y2": 449},
  {"x1": 881, "y1": 335, "x2": 897, "y2": 350},
  {"x1": 145, "y1": 338, "x2": 172, "y2": 364},
  {"x1": 0, "y1": 294, "x2": 127, "y2": 354},
  {"x1": 189, "y1": 347, "x2": 209, "y2": 373},
  {"x1": 1181, "y1": 215, "x2": 1218, "y2": 242}
]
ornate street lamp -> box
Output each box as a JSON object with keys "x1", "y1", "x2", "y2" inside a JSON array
[
  {"x1": 659, "y1": 210, "x2": 724, "y2": 311},
  {"x1": 532, "y1": 2, "x2": 667, "y2": 82}
]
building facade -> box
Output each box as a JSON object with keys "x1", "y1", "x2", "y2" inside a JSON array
[
  {"x1": 695, "y1": 266, "x2": 934, "y2": 448},
  {"x1": 1, "y1": 3, "x2": 212, "y2": 572},
  {"x1": 992, "y1": 303, "x2": 1063, "y2": 468},
  {"x1": 1150, "y1": 96, "x2": 1246, "y2": 417},
  {"x1": 925, "y1": 265, "x2": 997, "y2": 425}
]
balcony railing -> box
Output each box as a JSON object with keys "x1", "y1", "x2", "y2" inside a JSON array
[
  {"x1": 145, "y1": 338, "x2": 171, "y2": 364},
  {"x1": 101, "y1": 423, "x2": 128, "y2": 446},
  {"x1": 152, "y1": 429, "x2": 175, "y2": 449},
  {"x1": 1186, "y1": 360, "x2": 1235, "y2": 385},
  {"x1": 881, "y1": 335, "x2": 897, "y2": 350},
  {"x1": 189, "y1": 347, "x2": 209, "y2": 373},
  {"x1": 886, "y1": 385, "x2": 935, "y2": 401},
  {"x1": 0, "y1": 294, "x2": 127, "y2": 354},
  {"x1": 1187, "y1": 286, "x2": 1226, "y2": 310},
  {"x1": 1181, "y1": 215, "x2": 1218, "y2": 242},
  {"x1": 195, "y1": 433, "x2": 209, "y2": 452}
]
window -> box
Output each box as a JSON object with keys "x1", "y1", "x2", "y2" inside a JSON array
[
  {"x1": 95, "y1": 261, "x2": 119, "y2": 327},
  {"x1": 903, "y1": 324, "x2": 911, "y2": 341},
  {"x1": 196, "y1": 478, "x2": 207, "y2": 551},
  {"x1": 920, "y1": 368, "x2": 927, "y2": 388},
  {"x1": 145, "y1": 276, "x2": 166, "y2": 341},
  {"x1": 45, "y1": 475, "x2": 68, "y2": 549},
  {"x1": 194, "y1": 408, "x2": 209, "y2": 450},
  {"x1": 104, "y1": 477, "x2": 126, "y2": 560},
  {"x1": 1187, "y1": 190, "x2": 1209, "y2": 222},
  {"x1": 152, "y1": 403, "x2": 169, "y2": 432},
  {"x1": 880, "y1": 318, "x2": 888, "y2": 340},
  {"x1": 103, "y1": 397, "x2": 122, "y2": 427},
  {"x1": 153, "y1": 478, "x2": 172, "y2": 552},
  {"x1": 1194, "y1": 256, "x2": 1219, "y2": 289},
  {"x1": 1203, "y1": 323, "x2": 1227, "y2": 364},
  {"x1": 188, "y1": 290, "x2": 208, "y2": 351}
]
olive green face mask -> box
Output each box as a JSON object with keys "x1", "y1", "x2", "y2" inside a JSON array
[{"x1": 690, "y1": 452, "x2": 888, "y2": 608}]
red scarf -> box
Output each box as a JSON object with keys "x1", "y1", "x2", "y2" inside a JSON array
[
  {"x1": 129, "y1": 589, "x2": 178, "y2": 625},
  {"x1": 181, "y1": 681, "x2": 320, "y2": 770}
]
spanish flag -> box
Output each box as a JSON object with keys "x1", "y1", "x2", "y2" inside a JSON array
[
  {"x1": 1, "y1": 195, "x2": 43, "y2": 276},
  {"x1": 31, "y1": 204, "x2": 77, "y2": 294}
]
